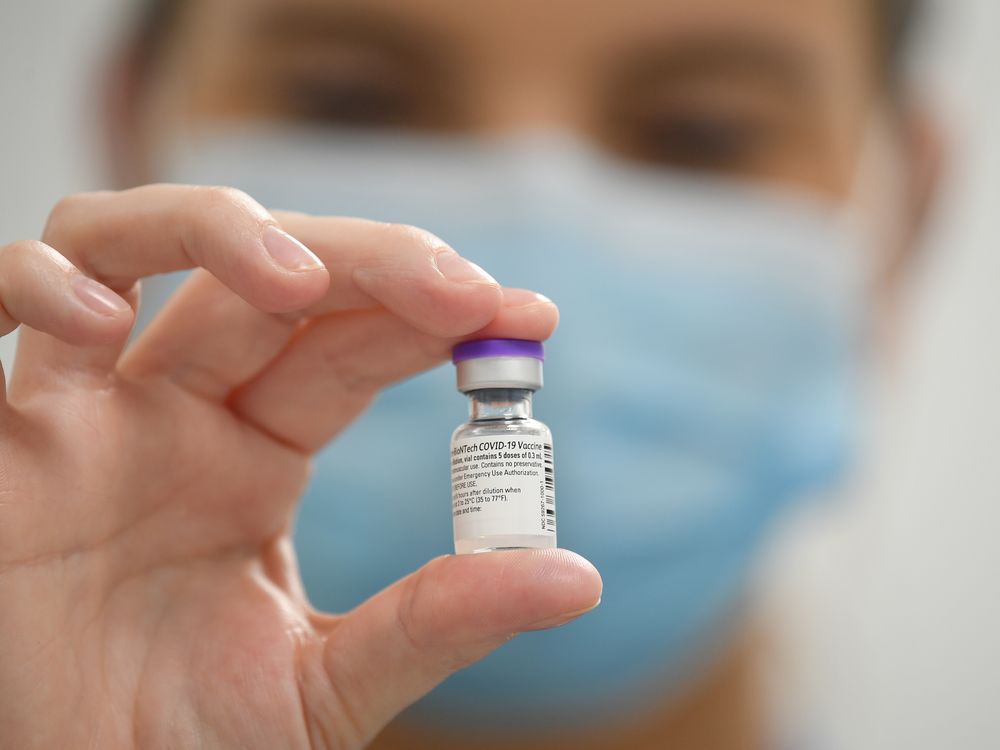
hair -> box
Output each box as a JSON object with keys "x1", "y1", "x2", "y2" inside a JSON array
[
  {"x1": 874, "y1": 0, "x2": 924, "y2": 86},
  {"x1": 129, "y1": 0, "x2": 924, "y2": 92}
]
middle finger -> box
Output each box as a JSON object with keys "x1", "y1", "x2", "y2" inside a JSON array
[{"x1": 121, "y1": 212, "x2": 507, "y2": 401}]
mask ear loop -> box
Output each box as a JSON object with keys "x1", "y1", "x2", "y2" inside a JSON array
[{"x1": 836, "y1": 108, "x2": 914, "y2": 291}]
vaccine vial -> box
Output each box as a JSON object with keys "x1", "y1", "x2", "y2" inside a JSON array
[{"x1": 450, "y1": 339, "x2": 556, "y2": 555}]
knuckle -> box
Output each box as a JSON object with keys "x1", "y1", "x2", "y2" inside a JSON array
[
  {"x1": 395, "y1": 566, "x2": 435, "y2": 654},
  {"x1": 182, "y1": 186, "x2": 268, "y2": 262},
  {"x1": 0, "y1": 241, "x2": 48, "y2": 332},
  {"x1": 187, "y1": 186, "x2": 270, "y2": 250},
  {"x1": 194, "y1": 185, "x2": 261, "y2": 218},
  {"x1": 0, "y1": 239, "x2": 76, "y2": 278},
  {"x1": 388, "y1": 222, "x2": 451, "y2": 256},
  {"x1": 43, "y1": 192, "x2": 96, "y2": 242},
  {"x1": 0, "y1": 239, "x2": 46, "y2": 262},
  {"x1": 393, "y1": 556, "x2": 476, "y2": 673}
]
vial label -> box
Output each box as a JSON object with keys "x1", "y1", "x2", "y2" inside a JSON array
[{"x1": 451, "y1": 436, "x2": 556, "y2": 540}]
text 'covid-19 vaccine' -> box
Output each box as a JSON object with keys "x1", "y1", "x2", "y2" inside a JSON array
[{"x1": 450, "y1": 339, "x2": 556, "y2": 554}]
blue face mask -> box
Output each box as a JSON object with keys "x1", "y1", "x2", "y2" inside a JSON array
[{"x1": 162, "y1": 126, "x2": 869, "y2": 729}]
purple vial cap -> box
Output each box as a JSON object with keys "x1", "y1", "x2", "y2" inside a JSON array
[{"x1": 452, "y1": 338, "x2": 545, "y2": 364}]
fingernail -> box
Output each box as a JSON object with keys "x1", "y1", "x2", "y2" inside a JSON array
[
  {"x1": 71, "y1": 276, "x2": 131, "y2": 317},
  {"x1": 263, "y1": 225, "x2": 325, "y2": 272},
  {"x1": 521, "y1": 599, "x2": 601, "y2": 631},
  {"x1": 504, "y1": 289, "x2": 554, "y2": 308},
  {"x1": 435, "y1": 249, "x2": 498, "y2": 286}
]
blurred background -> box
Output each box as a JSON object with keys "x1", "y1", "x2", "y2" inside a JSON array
[{"x1": 0, "y1": 1, "x2": 997, "y2": 747}]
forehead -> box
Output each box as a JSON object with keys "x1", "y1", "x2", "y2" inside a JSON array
[
  {"x1": 192, "y1": 0, "x2": 873, "y2": 75},
  {"x1": 157, "y1": 0, "x2": 878, "y2": 197}
]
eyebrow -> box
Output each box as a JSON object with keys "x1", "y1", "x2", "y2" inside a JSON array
[
  {"x1": 248, "y1": 5, "x2": 823, "y2": 101},
  {"x1": 613, "y1": 33, "x2": 823, "y2": 101},
  {"x1": 248, "y1": 5, "x2": 455, "y2": 69}
]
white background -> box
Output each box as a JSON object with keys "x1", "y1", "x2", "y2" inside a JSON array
[{"x1": 1, "y1": 1, "x2": 997, "y2": 747}]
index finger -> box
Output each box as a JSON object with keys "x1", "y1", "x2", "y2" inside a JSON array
[
  {"x1": 272, "y1": 211, "x2": 505, "y2": 338},
  {"x1": 121, "y1": 208, "x2": 511, "y2": 401},
  {"x1": 42, "y1": 185, "x2": 330, "y2": 313}
]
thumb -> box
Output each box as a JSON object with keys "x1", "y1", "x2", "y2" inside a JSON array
[{"x1": 302, "y1": 549, "x2": 602, "y2": 748}]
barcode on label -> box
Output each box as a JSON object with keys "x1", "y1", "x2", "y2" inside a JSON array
[{"x1": 543, "y1": 443, "x2": 556, "y2": 530}]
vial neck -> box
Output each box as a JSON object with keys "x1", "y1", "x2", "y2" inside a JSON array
[{"x1": 468, "y1": 388, "x2": 534, "y2": 422}]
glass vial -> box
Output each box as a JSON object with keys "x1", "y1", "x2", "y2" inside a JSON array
[{"x1": 450, "y1": 339, "x2": 556, "y2": 554}]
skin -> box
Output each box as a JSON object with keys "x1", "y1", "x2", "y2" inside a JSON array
[
  {"x1": 0, "y1": 0, "x2": 939, "y2": 748},
  {"x1": 127, "y1": 0, "x2": 875, "y2": 192},
  {"x1": 0, "y1": 187, "x2": 602, "y2": 749}
]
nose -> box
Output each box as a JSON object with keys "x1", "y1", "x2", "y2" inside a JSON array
[{"x1": 466, "y1": 61, "x2": 591, "y2": 138}]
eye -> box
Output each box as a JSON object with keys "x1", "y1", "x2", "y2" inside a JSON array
[
  {"x1": 277, "y1": 73, "x2": 416, "y2": 128},
  {"x1": 623, "y1": 111, "x2": 774, "y2": 171}
]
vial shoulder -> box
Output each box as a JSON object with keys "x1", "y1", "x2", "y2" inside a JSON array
[{"x1": 452, "y1": 418, "x2": 551, "y2": 442}]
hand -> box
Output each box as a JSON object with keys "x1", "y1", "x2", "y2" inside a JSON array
[{"x1": 0, "y1": 185, "x2": 602, "y2": 749}]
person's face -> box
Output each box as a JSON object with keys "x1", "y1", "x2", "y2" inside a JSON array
[{"x1": 138, "y1": 0, "x2": 886, "y2": 201}]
